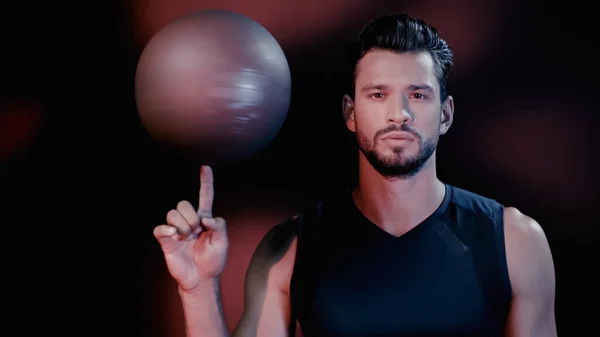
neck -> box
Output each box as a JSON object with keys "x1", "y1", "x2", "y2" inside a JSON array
[{"x1": 353, "y1": 152, "x2": 446, "y2": 237}]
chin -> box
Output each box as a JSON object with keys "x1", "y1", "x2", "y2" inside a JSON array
[
  {"x1": 382, "y1": 146, "x2": 417, "y2": 158},
  {"x1": 379, "y1": 153, "x2": 414, "y2": 166}
]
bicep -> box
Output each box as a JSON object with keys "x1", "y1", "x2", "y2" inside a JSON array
[
  {"x1": 233, "y1": 219, "x2": 298, "y2": 337},
  {"x1": 506, "y1": 296, "x2": 556, "y2": 337},
  {"x1": 504, "y1": 207, "x2": 557, "y2": 337},
  {"x1": 234, "y1": 289, "x2": 292, "y2": 337}
]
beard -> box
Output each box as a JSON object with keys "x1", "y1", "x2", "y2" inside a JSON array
[{"x1": 357, "y1": 123, "x2": 439, "y2": 180}]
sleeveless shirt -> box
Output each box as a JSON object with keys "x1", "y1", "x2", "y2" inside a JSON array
[{"x1": 289, "y1": 184, "x2": 512, "y2": 337}]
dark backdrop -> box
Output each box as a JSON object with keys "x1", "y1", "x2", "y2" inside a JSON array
[{"x1": 2, "y1": 0, "x2": 598, "y2": 335}]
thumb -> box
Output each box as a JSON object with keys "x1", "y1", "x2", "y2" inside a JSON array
[
  {"x1": 201, "y1": 217, "x2": 227, "y2": 233},
  {"x1": 154, "y1": 224, "x2": 178, "y2": 240},
  {"x1": 153, "y1": 225, "x2": 182, "y2": 252}
]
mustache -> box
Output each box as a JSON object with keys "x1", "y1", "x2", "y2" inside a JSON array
[{"x1": 375, "y1": 123, "x2": 420, "y2": 139}]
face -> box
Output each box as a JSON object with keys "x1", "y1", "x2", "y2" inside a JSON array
[{"x1": 344, "y1": 50, "x2": 454, "y2": 179}]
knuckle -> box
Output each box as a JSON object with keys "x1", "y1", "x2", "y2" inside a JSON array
[
  {"x1": 178, "y1": 202, "x2": 199, "y2": 222},
  {"x1": 187, "y1": 214, "x2": 201, "y2": 227},
  {"x1": 166, "y1": 209, "x2": 178, "y2": 221},
  {"x1": 177, "y1": 200, "x2": 192, "y2": 210}
]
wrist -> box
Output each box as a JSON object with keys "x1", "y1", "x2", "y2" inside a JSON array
[{"x1": 178, "y1": 278, "x2": 220, "y2": 302}]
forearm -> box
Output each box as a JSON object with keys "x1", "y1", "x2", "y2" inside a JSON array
[{"x1": 179, "y1": 279, "x2": 229, "y2": 337}]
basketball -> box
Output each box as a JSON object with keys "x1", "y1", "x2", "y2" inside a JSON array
[{"x1": 135, "y1": 10, "x2": 292, "y2": 166}]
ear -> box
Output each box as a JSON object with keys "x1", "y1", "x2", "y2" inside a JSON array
[
  {"x1": 439, "y1": 95, "x2": 454, "y2": 135},
  {"x1": 343, "y1": 94, "x2": 356, "y2": 132}
]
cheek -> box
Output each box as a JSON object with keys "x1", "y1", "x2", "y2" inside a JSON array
[
  {"x1": 354, "y1": 102, "x2": 383, "y2": 128},
  {"x1": 354, "y1": 114, "x2": 379, "y2": 137},
  {"x1": 412, "y1": 104, "x2": 441, "y2": 128}
]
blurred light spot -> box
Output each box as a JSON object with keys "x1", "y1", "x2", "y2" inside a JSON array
[
  {"x1": 395, "y1": 0, "x2": 515, "y2": 76},
  {"x1": 0, "y1": 97, "x2": 44, "y2": 163},
  {"x1": 470, "y1": 100, "x2": 594, "y2": 210},
  {"x1": 131, "y1": 0, "x2": 373, "y2": 50}
]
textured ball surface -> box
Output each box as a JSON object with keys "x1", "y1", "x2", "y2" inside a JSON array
[{"x1": 135, "y1": 10, "x2": 292, "y2": 166}]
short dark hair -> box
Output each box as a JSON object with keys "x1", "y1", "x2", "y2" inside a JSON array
[{"x1": 352, "y1": 14, "x2": 454, "y2": 100}]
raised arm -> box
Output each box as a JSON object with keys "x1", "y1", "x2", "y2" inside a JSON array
[
  {"x1": 155, "y1": 166, "x2": 298, "y2": 337},
  {"x1": 175, "y1": 217, "x2": 298, "y2": 337}
]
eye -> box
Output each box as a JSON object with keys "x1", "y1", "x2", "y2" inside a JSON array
[
  {"x1": 369, "y1": 92, "x2": 385, "y2": 99},
  {"x1": 411, "y1": 93, "x2": 427, "y2": 99}
]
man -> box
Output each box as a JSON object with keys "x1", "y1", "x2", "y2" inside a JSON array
[{"x1": 153, "y1": 14, "x2": 556, "y2": 337}]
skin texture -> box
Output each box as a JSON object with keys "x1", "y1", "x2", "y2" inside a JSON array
[
  {"x1": 344, "y1": 50, "x2": 454, "y2": 237},
  {"x1": 155, "y1": 50, "x2": 556, "y2": 337},
  {"x1": 504, "y1": 207, "x2": 557, "y2": 337},
  {"x1": 232, "y1": 219, "x2": 298, "y2": 337}
]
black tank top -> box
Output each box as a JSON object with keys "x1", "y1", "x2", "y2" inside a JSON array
[{"x1": 289, "y1": 184, "x2": 512, "y2": 337}]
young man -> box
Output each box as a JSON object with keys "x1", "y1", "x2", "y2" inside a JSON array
[{"x1": 154, "y1": 14, "x2": 557, "y2": 337}]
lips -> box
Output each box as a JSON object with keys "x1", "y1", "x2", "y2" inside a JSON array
[{"x1": 381, "y1": 132, "x2": 415, "y2": 141}]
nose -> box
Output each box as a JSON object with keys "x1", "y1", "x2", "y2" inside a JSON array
[{"x1": 387, "y1": 95, "x2": 413, "y2": 124}]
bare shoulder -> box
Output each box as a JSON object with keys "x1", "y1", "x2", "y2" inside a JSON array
[
  {"x1": 233, "y1": 217, "x2": 299, "y2": 336},
  {"x1": 246, "y1": 215, "x2": 299, "y2": 294},
  {"x1": 504, "y1": 207, "x2": 546, "y2": 240},
  {"x1": 503, "y1": 207, "x2": 555, "y2": 298},
  {"x1": 252, "y1": 215, "x2": 299, "y2": 264}
]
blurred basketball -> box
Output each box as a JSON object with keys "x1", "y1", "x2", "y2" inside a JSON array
[{"x1": 135, "y1": 10, "x2": 292, "y2": 166}]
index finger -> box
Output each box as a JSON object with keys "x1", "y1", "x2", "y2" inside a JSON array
[{"x1": 198, "y1": 165, "x2": 214, "y2": 216}]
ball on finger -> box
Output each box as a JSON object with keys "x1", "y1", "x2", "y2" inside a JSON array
[{"x1": 135, "y1": 10, "x2": 292, "y2": 167}]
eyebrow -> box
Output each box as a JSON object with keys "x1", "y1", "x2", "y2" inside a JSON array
[
  {"x1": 360, "y1": 83, "x2": 434, "y2": 93},
  {"x1": 360, "y1": 83, "x2": 389, "y2": 93},
  {"x1": 407, "y1": 84, "x2": 434, "y2": 92}
]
